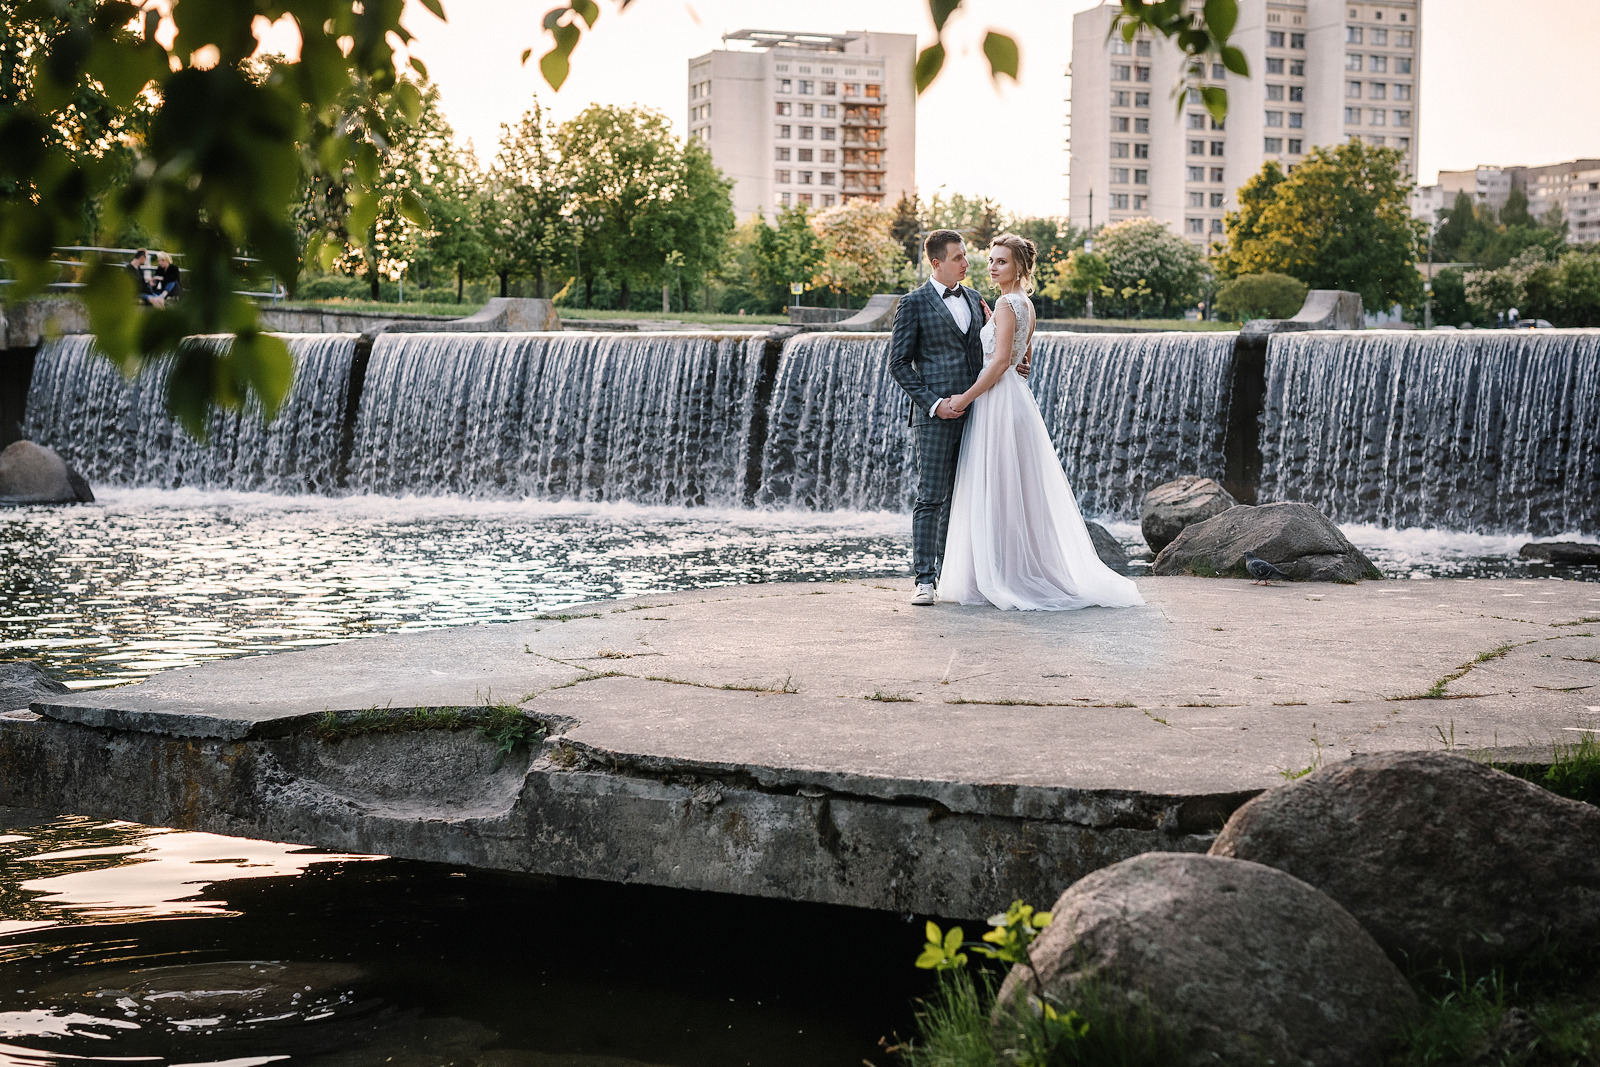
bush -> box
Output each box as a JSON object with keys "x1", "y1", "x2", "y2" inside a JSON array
[{"x1": 1215, "y1": 272, "x2": 1308, "y2": 321}]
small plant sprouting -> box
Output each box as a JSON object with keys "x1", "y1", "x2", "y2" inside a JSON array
[
  {"x1": 1280, "y1": 723, "x2": 1325, "y2": 780},
  {"x1": 868, "y1": 691, "x2": 916, "y2": 703},
  {"x1": 478, "y1": 703, "x2": 545, "y2": 757},
  {"x1": 310, "y1": 702, "x2": 544, "y2": 759}
]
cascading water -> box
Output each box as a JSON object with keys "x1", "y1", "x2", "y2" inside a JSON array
[
  {"x1": 755, "y1": 330, "x2": 1236, "y2": 517},
  {"x1": 347, "y1": 332, "x2": 768, "y2": 505},
  {"x1": 23, "y1": 334, "x2": 359, "y2": 494},
  {"x1": 1259, "y1": 330, "x2": 1600, "y2": 535}
]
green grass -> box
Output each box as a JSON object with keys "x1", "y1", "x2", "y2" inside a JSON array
[
  {"x1": 1042, "y1": 317, "x2": 1237, "y2": 332},
  {"x1": 277, "y1": 298, "x2": 481, "y2": 318},
  {"x1": 1392, "y1": 961, "x2": 1600, "y2": 1067},
  {"x1": 310, "y1": 702, "x2": 545, "y2": 756},
  {"x1": 552, "y1": 306, "x2": 790, "y2": 325},
  {"x1": 1391, "y1": 643, "x2": 1517, "y2": 701}
]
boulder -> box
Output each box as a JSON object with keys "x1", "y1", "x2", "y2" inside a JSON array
[
  {"x1": 0, "y1": 441, "x2": 92, "y2": 504},
  {"x1": 997, "y1": 852, "x2": 1414, "y2": 1067},
  {"x1": 1210, "y1": 752, "x2": 1600, "y2": 969},
  {"x1": 1520, "y1": 541, "x2": 1600, "y2": 565},
  {"x1": 1139, "y1": 477, "x2": 1236, "y2": 553},
  {"x1": 1152, "y1": 501, "x2": 1381, "y2": 582},
  {"x1": 0, "y1": 659, "x2": 69, "y2": 712},
  {"x1": 1084, "y1": 520, "x2": 1131, "y2": 574}
]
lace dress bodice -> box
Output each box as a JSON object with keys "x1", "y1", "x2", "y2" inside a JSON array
[{"x1": 979, "y1": 292, "x2": 1035, "y2": 368}]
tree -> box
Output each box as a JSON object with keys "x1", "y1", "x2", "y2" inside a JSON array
[
  {"x1": 1040, "y1": 248, "x2": 1110, "y2": 312},
  {"x1": 1215, "y1": 272, "x2": 1307, "y2": 321},
  {"x1": 1091, "y1": 218, "x2": 1208, "y2": 318},
  {"x1": 489, "y1": 101, "x2": 574, "y2": 298},
  {"x1": 890, "y1": 195, "x2": 922, "y2": 267},
  {"x1": 1431, "y1": 190, "x2": 1487, "y2": 263},
  {"x1": 1465, "y1": 246, "x2": 1600, "y2": 327},
  {"x1": 1499, "y1": 186, "x2": 1534, "y2": 229},
  {"x1": 812, "y1": 200, "x2": 902, "y2": 300},
  {"x1": 1216, "y1": 141, "x2": 1424, "y2": 313},
  {"x1": 753, "y1": 205, "x2": 825, "y2": 304},
  {"x1": 1212, "y1": 160, "x2": 1286, "y2": 278},
  {"x1": 1011, "y1": 217, "x2": 1081, "y2": 271},
  {"x1": 973, "y1": 200, "x2": 1005, "y2": 248}
]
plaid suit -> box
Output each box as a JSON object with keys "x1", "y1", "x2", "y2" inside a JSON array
[{"x1": 888, "y1": 281, "x2": 986, "y2": 586}]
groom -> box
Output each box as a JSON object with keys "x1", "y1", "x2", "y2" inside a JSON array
[{"x1": 889, "y1": 230, "x2": 1023, "y2": 605}]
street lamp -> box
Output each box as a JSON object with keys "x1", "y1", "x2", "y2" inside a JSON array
[{"x1": 1083, "y1": 237, "x2": 1095, "y2": 320}]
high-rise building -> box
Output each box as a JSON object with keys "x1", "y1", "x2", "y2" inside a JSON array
[
  {"x1": 687, "y1": 30, "x2": 917, "y2": 221},
  {"x1": 1067, "y1": 0, "x2": 1421, "y2": 248},
  {"x1": 1417, "y1": 159, "x2": 1600, "y2": 244}
]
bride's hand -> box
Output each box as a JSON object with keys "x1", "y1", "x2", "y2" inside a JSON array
[{"x1": 981, "y1": 299, "x2": 993, "y2": 324}]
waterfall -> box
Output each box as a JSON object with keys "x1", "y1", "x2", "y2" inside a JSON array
[
  {"x1": 347, "y1": 332, "x2": 768, "y2": 505},
  {"x1": 1259, "y1": 330, "x2": 1600, "y2": 535},
  {"x1": 23, "y1": 334, "x2": 359, "y2": 494},
  {"x1": 754, "y1": 331, "x2": 1236, "y2": 516}
]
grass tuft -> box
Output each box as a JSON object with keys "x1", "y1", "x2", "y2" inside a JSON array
[
  {"x1": 310, "y1": 702, "x2": 545, "y2": 758},
  {"x1": 868, "y1": 691, "x2": 917, "y2": 702}
]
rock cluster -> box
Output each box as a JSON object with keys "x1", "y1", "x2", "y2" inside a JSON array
[
  {"x1": 1152, "y1": 501, "x2": 1380, "y2": 582},
  {"x1": 0, "y1": 660, "x2": 68, "y2": 713},
  {"x1": 1139, "y1": 477, "x2": 1235, "y2": 553},
  {"x1": 1520, "y1": 541, "x2": 1600, "y2": 565},
  {"x1": 0, "y1": 441, "x2": 93, "y2": 505},
  {"x1": 1004, "y1": 753, "x2": 1598, "y2": 1064},
  {"x1": 1083, "y1": 520, "x2": 1131, "y2": 574}
]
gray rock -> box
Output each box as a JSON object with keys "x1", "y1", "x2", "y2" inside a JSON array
[
  {"x1": 1520, "y1": 541, "x2": 1600, "y2": 565},
  {"x1": 1084, "y1": 520, "x2": 1131, "y2": 574},
  {"x1": 1210, "y1": 751, "x2": 1600, "y2": 969},
  {"x1": 1139, "y1": 477, "x2": 1236, "y2": 553},
  {"x1": 0, "y1": 441, "x2": 90, "y2": 505},
  {"x1": 997, "y1": 852, "x2": 1414, "y2": 1067},
  {"x1": 1152, "y1": 501, "x2": 1381, "y2": 582},
  {"x1": 0, "y1": 660, "x2": 68, "y2": 712}
]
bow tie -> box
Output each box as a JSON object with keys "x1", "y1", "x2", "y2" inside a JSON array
[{"x1": 942, "y1": 286, "x2": 963, "y2": 299}]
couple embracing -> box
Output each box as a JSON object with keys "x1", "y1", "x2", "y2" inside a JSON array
[{"x1": 888, "y1": 230, "x2": 1143, "y2": 612}]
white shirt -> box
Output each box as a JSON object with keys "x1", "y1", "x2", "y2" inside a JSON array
[{"x1": 927, "y1": 277, "x2": 971, "y2": 416}]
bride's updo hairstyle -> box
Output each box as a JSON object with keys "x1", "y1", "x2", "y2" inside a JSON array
[{"x1": 990, "y1": 233, "x2": 1038, "y2": 292}]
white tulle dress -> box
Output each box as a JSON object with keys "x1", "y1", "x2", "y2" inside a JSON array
[{"x1": 938, "y1": 292, "x2": 1145, "y2": 611}]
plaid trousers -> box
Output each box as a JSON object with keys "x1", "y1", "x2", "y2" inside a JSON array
[{"x1": 912, "y1": 413, "x2": 966, "y2": 586}]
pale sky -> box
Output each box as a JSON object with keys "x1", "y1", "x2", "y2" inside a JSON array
[{"x1": 390, "y1": 0, "x2": 1600, "y2": 217}]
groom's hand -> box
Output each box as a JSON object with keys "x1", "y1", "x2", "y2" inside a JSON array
[
  {"x1": 935, "y1": 397, "x2": 964, "y2": 419},
  {"x1": 1018, "y1": 353, "x2": 1032, "y2": 379}
]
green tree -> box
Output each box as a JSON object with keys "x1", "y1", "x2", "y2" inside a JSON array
[
  {"x1": 890, "y1": 194, "x2": 922, "y2": 267},
  {"x1": 1011, "y1": 217, "x2": 1082, "y2": 271},
  {"x1": 1215, "y1": 272, "x2": 1307, "y2": 320},
  {"x1": 973, "y1": 200, "x2": 1005, "y2": 248},
  {"x1": 753, "y1": 205, "x2": 825, "y2": 304},
  {"x1": 812, "y1": 199, "x2": 902, "y2": 301},
  {"x1": 1431, "y1": 190, "x2": 1489, "y2": 263},
  {"x1": 1039, "y1": 248, "x2": 1109, "y2": 314},
  {"x1": 1499, "y1": 186, "x2": 1534, "y2": 229},
  {"x1": 1092, "y1": 217, "x2": 1208, "y2": 318},
  {"x1": 489, "y1": 101, "x2": 574, "y2": 299},
  {"x1": 1212, "y1": 160, "x2": 1286, "y2": 278},
  {"x1": 1217, "y1": 141, "x2": 1424, "y2": 313}
]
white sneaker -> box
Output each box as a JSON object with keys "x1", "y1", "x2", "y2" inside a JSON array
[{"x1": 911, "y1": 584, "x2": 938, "y2": 605}]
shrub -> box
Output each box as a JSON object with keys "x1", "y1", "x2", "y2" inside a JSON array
[{"x1": 1215, "y1": 272, "x2": 1308, "y2": 321}]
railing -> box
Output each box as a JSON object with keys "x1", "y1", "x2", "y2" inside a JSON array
[{"x1": 0, "y1": 246, "x2": 284, "y2": 301}]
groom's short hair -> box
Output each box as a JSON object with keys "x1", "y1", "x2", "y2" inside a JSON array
[{"x1": 924, "y1": 230, "x2": 963, "y2": 263}]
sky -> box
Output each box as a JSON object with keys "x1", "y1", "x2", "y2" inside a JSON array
[{"x1": 382, "y1": 0, "x2": 1600, "y2": 217}]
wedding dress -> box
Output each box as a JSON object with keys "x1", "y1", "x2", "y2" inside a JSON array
[{"x1": 938, "y1": 292, "x2": 1145, "y2": 611}]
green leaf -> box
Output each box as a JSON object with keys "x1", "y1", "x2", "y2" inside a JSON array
[
  {"x1": 929, "y1": 0, "x2": 962, "y2": 31},
  {"x1": 943, "y1": 927, "x2": 964, "y2": 955},
  {"x1": 914, "y1": 947, "x2": 944, "y2": 969},
  {"x1": 416, "y1": 0, "x2": 447, "y2": 20},
  {"x1": 400, "y1": 189, "x2": 431, "y2": 228},
  {"x1": 571, "y1": 0, "x2": 601, "y2": 27},
  {"x1": 394, "y1": 80, "x2": 423, "y2": 123},
  {"x1": 540, "y1": 46, "x2": 570, "y2": 91},
  {"x1": 1203, "y1": 0, "x2": 1238, "y2": 41},
  {"x1": 520, "y1": 48, "x2": 533, "y2": 66},
  {"x1": 230, "y1": 332, "x2": 294, "y2": 422},
  {"x1": 1201, "y1": 85, "x2": 1228, "y2": 124},
  {"x1": 982, "y1": 32, "x2": 1019, "y2": 82},
  {"x1": 1221, "y1": 45, "x2": 1249, "y2": 77},
  {"x1": 925, "y1": 920, "x2": 941, "y2": 944},
  {"x1": 914, "y1": 42, "x2": 945, "y2": 94}
]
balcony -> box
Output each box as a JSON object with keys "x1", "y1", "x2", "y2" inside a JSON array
[{"x1": 841, "y1": 106, "x2": 885, "y2": 127}]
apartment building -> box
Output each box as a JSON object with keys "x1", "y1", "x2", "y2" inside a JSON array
[
  {"x1": 1067, "y1": 0, "x2": 1421, "y2": 247},
  {"x1": 686, "y1": 30, "x2": 917, "y2": 221},
  {"x1": 1417, "y1": 160, "x2": 1600, "y2": 244}
]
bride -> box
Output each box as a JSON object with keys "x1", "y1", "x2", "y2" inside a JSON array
[{"x1": 937, "y1": 234, "x2": 1145, "y2": 611}]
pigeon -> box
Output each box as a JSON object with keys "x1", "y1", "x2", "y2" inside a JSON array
[{"x1": 1243, "y1": 550, "x2": 1290, "y2": 585}]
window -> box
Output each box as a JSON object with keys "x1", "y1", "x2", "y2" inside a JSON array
[
  {"x1": 1136, "y1": 40, "x2": 1151, "y2": 56},
  {"x1": 799, "y1": 126, "x2": 814, "y2": 139},
  {"x1": 1265, "y1": 111, "x2": 1284, "y2": 127},
  {"x1": 1370, "y1": 82, "x2": 1386, "y2": 99},
  {"x1": 779, "y1": 192, "x2": 791, "y2": 206},
  {"x1": 1395, "y1": 57, "x2": 1412, "y2": 74},
  {"x1": 1268, "y1": 30, "x2": 1285, "y2": 47},
  {"x1": 1189, "y1": 139, "x2": 1206, "y2": 155},
  {"x1": 821, "y1": 104, "x2": 836, "y2": 118},
  {"x1": 1133, "y1": 194, "x2": 1147, "y2": 209},
  {"x1": 799, "y1": 171, "x2": 813, "y2": 184},
  {"x1": 1210, "y1": 140, "x2": 1225, "y2": 156},
  {"x1": 775, "y1": 170, "x2": 791, "y2": 183},
  {"x1": 1346, "y1": 26, "x2": 1362, "y2": 43},
  {"x1": 1187, "y1": 217, "x2": 1204, "y2": 233},
  {"x1": 1112, "y1": 167, "x2": 1130, "y2": 183},
  {"x1": 775, "y1": 147, "x2": 791, "y2": 161},
  {"x1": 1344, "y1": 107, "x2": 1361, "y2": 123},
  {"x1": 822, "y1": 81, "x2": 836, "y2": 95},
  {"x1": 1189, "y1": 191, "x2": 1205, "y2": 207},
  {"x1": 798, "y1": 148, "x2": 813, "y2": 162},
  {"x1": 1110, "y1": 39, "x2": 1131, "y2": 55},
  {"x1": 1134, "y1": 169, "x2": 1148, "y2": 184},
  {"x1": 1264, "y1": 136, "x2": 1283, "y2": 152},
  {"x1": 1396, "y1": 30, "x2": 1413, "y2": 47},
  {"x1": 843, "y1": 82, "x2": 858, "y2": 95},
  {"x1": 1187, "y1": 165, "x2": 1205, "y2": 181},
  {"x1": 1112, "y1": 90, "x2": 1131, "y2": 106},
  {"x1": 1211, "y1": 167, "x2": 1225, "y2": 182},
  {"x1": 799, "y1": 65, "x2": 811, "y2": 73},
  {"x1": 776, "y1": 102, "x2": 792, "y2": 115},
  {"x1": 1371, "y1": 28, "x2": 1387, "y2": 45},
  {"x1": 1288, "y1": 138, "x2": 1303, "y2": 154},
  {"x1": 864, "y1": 83, "x2": 881, "y2": 98},
  {"x1": 1369, "y1": 55, "x2": 1387, "y2": 72},
  {"x1": 1266, "y1": 57, "x2": 1284, "y2": 74},
  {"x1": 1397, "y1": 137, "x2": 1410, "y2": 151},
  {"x1": 820, "y1": 127, "x2": 836, "y2": 141},
  {"x1": 1369, "y1": 135, "x2": 1385, "y2": 146},
  {"x1": 800, "y1": 103, "x2": 814, "y2": 117},
  {"x1": 1112, "y1": 64, "x2": 1131, "y2": 80},
  {"x1": 1136, "y1": 66, "x2": 1151, "y2": 82},
  {"x1": 1267, "y1": 84, "x2": 1284, "y2": 100},
  {"x1": 821, "y1": 172, "x2": 835, "y2": 185},
  {"x1": 1210, "y1": 192, "x2": 1225, "y2": 207},
  {"x1": 1394, "y1": 110, "x2": 1411, "y2": 126},
  {"x1": 1212, "y1": 116, "x2": 1226, "y2": 130},
  {"x1": 1212, "y1": 62, "x2": 1226, "y2": 79},
  {"x1": 1135, "y1": 91, "x2": 1150, "y2": 107},
  {"x1": 1348, "y1": 81, "x2": 1362, "y2": 97},
  {"x1": 1211, "y1": 218, "x2": 1225, "y2": 233},
  {"x1": 1346, "y1": 53, "x2": 1363, "y2": 71},
  {"x1": 1291, "y1": 32, "x2": 1305, "y2": 48},
  {"x1": 821, "y1": 149, "x2": 836, "y2": 163},
  {"x1": 1113, "y1": 142, "x2": 1130, "y2": 158},
  {"x1": 798, "y1": 193, "x2": 812, "y2": 205},
  {"x1": 1289, "y1": 85, "x2": 1304, "y2": 102},
  {"x1": 1134, "y1": 143, "x2": 1149, "y2": 159},
  {"x1": 1369, "y1": 108, "x2": 1385, "y2": 125},
  {"x1": 1135, "y1": 117, "x2": 1149, "y2": 133},
  {"x1": 1114, "y1": 116, "x2": 1130, "y2": 132},
  {"x1": 798, "y1": 80, "x2": 814, "y2": 94},
  {"x1": 1290, "y1": 60, "x2": 1305, "y2": 76},
  {"x1": 777, "y1": 124, "x2": 791, "y2": 138},
  {"x1": 1187, "y1": 112, "x2": 1206, "y2": 129},
  {"x1": 1111, "y1": 193, "x2": 1130, "y2": 209},
  {"x1": 1395, "y1": 84, "x2": 1411, "y2": 101},
  {"x1": 821, "y1": 194, "x2": 835, "y2": 207},
  {"x1": 1289, "y1": 112, "x2": 1303, "y2": 128}
]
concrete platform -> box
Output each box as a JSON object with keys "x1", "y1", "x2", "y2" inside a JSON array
[{"x1": 2, "y1": 578, "x2": 1596, "y2": 918}]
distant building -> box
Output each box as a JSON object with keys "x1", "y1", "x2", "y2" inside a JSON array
[
  {"x1": 1411, "y1": 182, "x2": 1446, "y2": 225},
  {"x1": 1419, "y1": 159, "x2": 1600, "y2": 243},
  {"x1": 1068, "y1": 0, "x2": 1422, "y2": 248},
  {"x1": 687, "y1": 30, "x2": 917, "y2": 221}
]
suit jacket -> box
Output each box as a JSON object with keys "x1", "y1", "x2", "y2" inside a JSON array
[{"x1": 888, "y1": 282, "x2": 986, "y2": 426}]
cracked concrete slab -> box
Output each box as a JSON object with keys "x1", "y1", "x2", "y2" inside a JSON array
[{"x1": 3, "y1": 577, "x2": 1596, "y2": 918}]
